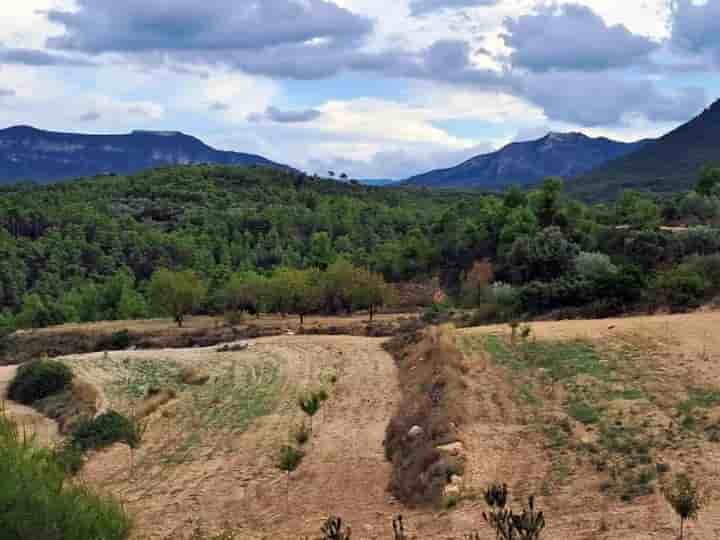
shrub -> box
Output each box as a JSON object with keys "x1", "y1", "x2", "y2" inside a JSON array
[
  {"x1": 0, "y1": 413, "x2": 131, "y2": 540},
  {"x1": 574, "y1": 252, "x2": 618, "y2": 282},
  {"x1": 70, "y1": 410, "x2": 142, "y2": 452},
  {"x1": 278, "y1": 445, "x2": 304, "y2": 473},
  {"x1": 651, "y1": 267, "x2": 709, "y2": 310},
  {"x1": 7, "y1": 360, "x2": 73, "y2": 405},
  {"x1": 662, "y1": 473, "x2": 709, "y2": 540},
  {"x1": 99, "y1": 329, "x2": 131, "y2": 351}
]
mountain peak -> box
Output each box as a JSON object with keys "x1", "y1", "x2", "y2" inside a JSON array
[{"x1": 405, "y1": 131, "x2": 649, "y2": 189}]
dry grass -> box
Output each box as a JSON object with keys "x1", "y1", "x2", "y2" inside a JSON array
[
  {"x1": 180, "y1": 367, "x2": 210, "y2": 386},
  {"x1": 133, "y1": 389, "x2": 177, "y2": 420}
]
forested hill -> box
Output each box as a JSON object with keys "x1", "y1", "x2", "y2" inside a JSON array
[
  {"x1": 0, "y1": 126, "x2": 287, "y2": 184},
  {"x1": 3, "y1": 164, "x2": 720, "y2": 333},
  {"x1": 571, "y1": 99, "x2": 720, "y2": 201}
]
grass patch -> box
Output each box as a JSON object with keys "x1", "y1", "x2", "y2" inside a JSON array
[
  {"x1": 0, "y1": 412, "x2": 131, "y2": 540},
  {"x1": 114, "y1": 358, "x2": 184, "y2": 399},
  {"x1": 677, "y1": 388, "x2": 720, "y2": 416},
  {"x1": 568, "y1": 399, "x2": 601, "y2": 425},
  {"x1": 484, "y1": 336, "x2": 609, "y2": 382}
]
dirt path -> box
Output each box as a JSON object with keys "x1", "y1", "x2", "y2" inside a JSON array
[{"x1": 0, "y1": 365, "x2": 59, "y2": 445}]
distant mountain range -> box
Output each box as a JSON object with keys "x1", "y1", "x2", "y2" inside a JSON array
[
  {"x1": 404, "y1": 132, "x2": 650, "y2": 189},
  {"x1": 570, "y1": 99, "x2": 720, "y2": 200},
  {"x1": 0, "y1": 126, "x2": 286, "y2": 184}
]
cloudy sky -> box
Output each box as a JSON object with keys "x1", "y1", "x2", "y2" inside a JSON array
[{"x1": 1, "y1": 0, "x2": 719, "y2": 178}]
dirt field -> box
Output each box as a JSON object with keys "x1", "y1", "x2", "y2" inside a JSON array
[{"x1": 14, "y1": 311, "x2": 720, "y2": 539}]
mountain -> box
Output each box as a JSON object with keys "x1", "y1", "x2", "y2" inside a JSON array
[
  {"x1": 571, "y1": 100, "x2": 720, "y2": 201},
  {"x1": 404, "y1": 132, "x2": 649, "y2": 189},
  {"x1": 0, "y1": 126, "x2": 287, "y2": 184}
]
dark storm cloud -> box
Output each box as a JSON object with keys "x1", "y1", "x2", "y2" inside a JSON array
[
  {"x1": 46, "y1": 0, "x2": 372, "y2": 53},
  {"x1": 502, "y1": 4, "x2": 658, "y2": 72},
  {"x1": 671, "y1": 0, "x2": 720, "y2": 64},
  {"x1": 249, "y1": 106, "x2": 323, "y2": 124},
  {"x1": 409, "y1": 0, "x2": 497, "y2": 17}
]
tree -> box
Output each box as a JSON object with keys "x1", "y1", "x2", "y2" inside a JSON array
[
  {"x1": 148, "y1": 269, "x2": 206, "y2": 327},
  {"x1": 222, "y1": 271, "x2": 268, "y2": 316},
  {"x1": 696, "y1": 166, "x2": 720, "y2": 196},
  {"x1": 662, "y1": 473, "x2": 708, "y2": 540},
  {"x1": 268, "y1": 268, "x2": 322, "y2": 325},
  {"x1": 350, "y1": 267, "x2": 392, "y2": 321}
]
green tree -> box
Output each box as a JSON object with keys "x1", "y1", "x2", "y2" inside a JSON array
[
  {"x1": 148, "y1": 269, "x2": 206, "y2": 327},
  {"x1": 696, "y1": 166, "x2": 720, "y2": 196},
  {"x1": 350, "y1": 267, "x2": 392, "y2": 321},
  {"x1": 662, "y1": 473, "x2": 708, "y2": 540},
  {"x1": 268, "y1": 268, "x2": 322, "y2": 325}
]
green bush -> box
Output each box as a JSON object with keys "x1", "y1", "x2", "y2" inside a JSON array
[
  {"x1": 70, "y1": 411, "x2": 142, "y2": 452},
  {"x1": 651, "y1": 267, "x2": 709, "y2": 310},
  {"x1": 99, "y1": 329, "x2": 131, "y2": 351},
  {"x1": 0, "y1": 413, "x2": 131, "y2": 540},
  {"x1": 277, "y1": 445, "x2": 304, "y2": 473},
  {"x1": 7, "y1": 360, "x2": 74, "y2": 405}
]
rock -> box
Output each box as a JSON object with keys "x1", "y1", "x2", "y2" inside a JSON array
[
  {"x1": 408, "y1": 425, "x2": 424, "y2": 438},
  {"x1": 443, "y1": 484, "x2": 461, "y2": 497},
  {"x1": 436, "y1": 442, "x2": 464, "y2": 456},
  {"x1": 450, "y1": 474, "x2": 463, "y2": 486},
  {"x1": 216, "y1": 341, "x2": 249, "y2": 352}
]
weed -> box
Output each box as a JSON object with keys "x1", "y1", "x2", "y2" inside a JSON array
[
  {"x1": 294, "y1": 423, "x2": 310, "y2": 445},
  {"x1": 278, "y1": 445, "x2": 304, "y2": 473},
  {"x1": 568, "y1": 399, "x2": 601, "y2": 425}
]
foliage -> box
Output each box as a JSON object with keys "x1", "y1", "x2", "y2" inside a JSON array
[
  {"x1": 7, "y1": 360, "x2": 73, "y2": 405},
  {"x1": 277, "y1": 445, "x2": 304, "y2": 473},
  {"x1": 70, "y1": 410, "x2": 143, "y2": 452},
  {"x1": 3, "y1": 164, "x2": 720, "y2": 329},
  {"x1": 662, "y1": 473, "x2": 709, "y2": 540},
  {"x1": 148, "y1": 269, "x2": 206, "y2": 327},
  {"x1": 481, "y1": 483, "x2": 546, "y2": 540},
  {"x1": 0, "y1": 412, "x2": 131, "y2": 540}
]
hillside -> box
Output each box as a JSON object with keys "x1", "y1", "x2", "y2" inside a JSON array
[
  {"x1": 572, "y1": 99, "x2": 720, "y2": 200},
  {"x1": 404, "y1": 132, "x2": 648, "y2": 189},
  {"x1": 0, "y1": 126, "x2": 287, "y2": 184},
  {"x1": 18, "y1": 311, "x2": 720, "y2": 539}
]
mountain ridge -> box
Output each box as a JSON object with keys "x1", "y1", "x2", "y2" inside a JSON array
[
  {"x1": 0, "y1": 126, "x2": 287, "y2": 184},
  {"x1": 404, "y1": 131, "x2": 650, "y2": 189},
  {"x1": 570, "y1": 99, "x2": 720, "y2": 200}
]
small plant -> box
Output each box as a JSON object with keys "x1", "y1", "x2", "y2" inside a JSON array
[
  {"x1": 7, "y1": 360, "x2": 73, "y2": 405},
  {"x1": 320, "y1": 516, "x2": 352, "y2": 540},
  {"x1": 298, "y1": 392, "x2": 322, "y2": 435},
  {"x1": 662, "y1": 473, "x2": 709, "y2": 540},
  {"x1": 53, "y1": 441, "x2": 85, "y2": 475},
  {"x1": 102, "y1": 329, "x2": 131, "y2": 351},
  {"x1": 278, "y1": 444, "x2": 304, "y2": 474},
  {"x1": 481, "y1": 483, "x2": 545, "y2": 540}
]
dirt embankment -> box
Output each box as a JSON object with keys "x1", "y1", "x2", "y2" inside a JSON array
[{"x1": 0, "y1": 313, "x2": 419, "y2": 366}]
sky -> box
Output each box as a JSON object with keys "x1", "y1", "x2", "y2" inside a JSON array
[{"x1": 0, "y1": 0, "x2": 719, "y2": 179}]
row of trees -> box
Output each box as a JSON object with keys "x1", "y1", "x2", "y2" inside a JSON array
[{"x1": 5, "y1": 260, "x2": 393, "y2": 330}]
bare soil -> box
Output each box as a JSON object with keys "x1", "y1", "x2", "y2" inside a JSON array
[{"x1": 15, "y1": 311, "x2": 720, "y2": 539}]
